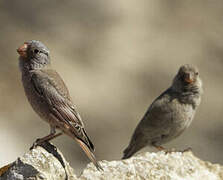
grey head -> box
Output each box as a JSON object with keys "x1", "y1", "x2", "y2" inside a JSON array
[
  {"x1": 17, "y1": 40, "x2": 50, "y2": 71},
  {"x1": 171, "y1": 64, "x2": 203, "y2": 107},
  {"x1": 172, "y1": 64, "x2": 202, "y2": 93}
]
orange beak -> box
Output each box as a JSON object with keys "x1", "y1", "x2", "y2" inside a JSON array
[
  {"x1": 184, "y1": 73, "x2": 194, "y2": 84},
  {"x1": 17, "y1": 42, "x2": 28, "y2": 58}
]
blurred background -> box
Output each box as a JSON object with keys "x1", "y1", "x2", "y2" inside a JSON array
[{"x1": 0, "y1": 0, "x2": 223, "y2": 174}]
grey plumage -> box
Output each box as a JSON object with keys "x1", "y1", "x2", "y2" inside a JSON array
[
  {"x1": 123, "y1": 64, "x2": 202, "y2": 159},
  {"x1": 17, "y1": 40, "x2": 102, "y2": 170}
]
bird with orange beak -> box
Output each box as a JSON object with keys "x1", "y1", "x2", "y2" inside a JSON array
[
  {"x1": 123, "y1": 64, "x2": 203, "y2": 159},
  {"x1": 17, "y1": 40, "x2": 102, "y2": 170}
]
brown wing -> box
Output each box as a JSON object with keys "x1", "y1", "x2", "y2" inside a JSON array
[{"x1": 30, "y1": 69, "x2": 94, "y2": 151}]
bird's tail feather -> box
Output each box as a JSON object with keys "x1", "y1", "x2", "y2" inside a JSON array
[
  {"x1": 76, "y1": 138, "x2": 103, "y2": 171},
  {"x1": 122, "y1": 141, "x2": 145, "y2": 159},
  {"x1": 122, "y1": 144, "x2": 137, "y2": 159}
]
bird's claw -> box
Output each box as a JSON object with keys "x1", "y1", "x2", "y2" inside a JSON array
[
  {"x1": 164, "y1": 147, "x2": 192, "y2": 154},
  {"x1": 29, "y1": 138, "x2": 42, "y2": 150},
  {"x1": 164, "y1": 148, "x2": 176, "y2": 154},
  {"x1": 181, "y1": 147, "x2": 192, "y2": 152}
]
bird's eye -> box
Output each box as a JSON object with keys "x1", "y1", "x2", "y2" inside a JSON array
[
  {"x1": 34, "y1": 49, "x2": 39, "y2": 54},
  {"x1": 195, "y1": 72, "x2": 199, "y2": 75}
]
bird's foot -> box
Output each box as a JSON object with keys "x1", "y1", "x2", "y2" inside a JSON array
[
  {"x1": 30, "y1": 138, "x2": 45, "y2": 150},
  {"x1": 29, "y1": 132, "x2": 63, "y2": 150},
  {"x1": 154, "y1": 145, "x2": 166, "y2": 151},
  {"x1": 153, "y1": 145, "x2": 187, "y2": 154},
  {"x1": 164, "y1": 148, "x2": 176, "y2": 154},
  {"x1": 164, "y1": 147, "x2": 192, "y2": 154},
  {"x1": 181, "y1": 147, "x2": 192, "y2": 153}
]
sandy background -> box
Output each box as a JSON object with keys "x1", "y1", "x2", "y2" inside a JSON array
[{"x1": 0, "y1": 0, "x2": 222, "y2": 173}]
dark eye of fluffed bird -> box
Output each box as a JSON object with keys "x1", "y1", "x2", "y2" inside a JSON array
[
  {"x1": 195, "y1": 72, "x2": 199, "y2": 75},
  {"x1": 34, "y1": 49, "x2": 39, "y2": 54}
]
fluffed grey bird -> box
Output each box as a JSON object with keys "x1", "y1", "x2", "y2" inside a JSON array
[
  {"x1": 17, "y1": 40, "x2": 102, "y2": 170},
  {"x1": 123, "y1": 64, "x2": 202, "y2": 159}
]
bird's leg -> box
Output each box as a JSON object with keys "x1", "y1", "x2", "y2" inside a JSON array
[
  {"x1": 30, "y1": 126, "x2": 63, "y2": 150},
  {"x1": 153, "y1": 145, "x2": 192, "y2": 154},
  {"x1": 163, "y1": 147, "x2": 192, "y2": 154},
  {"x1": 153, "y1": 145, "x2": 175, "y2": 154},
  {"x1": 152, "y1": 142, "x2": 166, "y2": 151},
  {"x1": 179, "y1": 147, "x2": 192, "y2": 153},
  {"x1": 35, "y1": 132, "x2": 63, "y2": 144},
  {"x1": 154, "y1": 145, "x2": 166, "y2": 151}
]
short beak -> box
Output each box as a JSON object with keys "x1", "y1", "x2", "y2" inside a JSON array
[
  {"x1": 17, "y1": 43, "x2": 28, "y2": 58},
  {"x1": 184, "y1": 73, "x2": 194, "y2": 84}
]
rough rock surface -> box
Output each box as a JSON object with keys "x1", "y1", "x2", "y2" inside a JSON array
[
  {"x1": 0, "y1": 143, "x2": 223, "y2": 180},
  {"x1": 81, "y1": 152, "x2": 223, "y2": 180},
  {"x1": 0, "y1": 142, "x2": 77, "y2": 180}
]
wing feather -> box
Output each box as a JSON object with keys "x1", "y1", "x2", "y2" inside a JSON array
[{"x1": 30, "y1": 69, "x2": 94, "y2": 151}]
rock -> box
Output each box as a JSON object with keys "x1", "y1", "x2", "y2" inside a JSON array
[
  {"x1": 0, "y1": 142, "x2": 77, "y2": 180},
  {"x1": 1, "y1": 143, "x2": 223, "y2": 180},
  {"x1": 80, "y1": 151, "x2": 223, "y2": 180}
]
